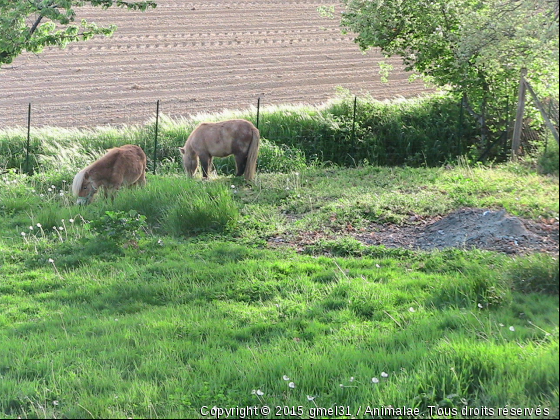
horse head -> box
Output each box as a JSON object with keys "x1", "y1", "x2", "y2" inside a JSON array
[
  {"x1": 179, "y1": 146, "x2": 198, "y2": 177},
  {"x1": 75, "y1": 170, "x2": 98, "y2": 205}
]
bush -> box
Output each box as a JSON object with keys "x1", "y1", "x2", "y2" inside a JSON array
[
  {"x1": 537, "y1": 138, "x2": 559, "y2": 176},
  {"x1": 86, "y1": 210, "x2": 147, "y2": 245},
  {"x1": 163, "y1": 182, "x2": 239, "y2": 236},
  {"x1": 506, "y1": 254, "x2": 559, "y2": 295}
]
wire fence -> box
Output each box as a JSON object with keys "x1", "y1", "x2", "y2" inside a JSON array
[{"x1": 3, "y1": 91, "x2": 557, "y2": 175}]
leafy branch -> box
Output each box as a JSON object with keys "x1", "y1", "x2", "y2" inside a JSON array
[{"x1": 0, "y1": 0, "x2": 156, "y2": 66}]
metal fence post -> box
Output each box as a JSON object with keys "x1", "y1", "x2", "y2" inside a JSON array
[
  {"x1": 256, "y1": 96, "x2": 261, "y2": 131},
  {"x1": 25, "y1": 103, "x2": 31, "y2": 174},
  {"x1": 153, "y1": 100, "x2": 160, "y2": 175},
  {"x1": 349, "y1": 96, "x2": 358, "y2": 165}
]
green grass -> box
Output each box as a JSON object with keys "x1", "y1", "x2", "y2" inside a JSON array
[{"x1": 0, "y1": 155, "x2": 558, "y2": 418}]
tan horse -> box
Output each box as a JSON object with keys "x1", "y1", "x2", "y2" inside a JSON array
[
  {"x1": 72, "y1": 144, "x2": 147, "y2": 205},
  {"x1": 179, "y1": 119, "x2": 260, "y2": 181}
]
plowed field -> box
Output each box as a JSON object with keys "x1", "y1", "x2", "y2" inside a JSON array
[{"x1": 0, "y1": 1, "x2": 431, "y2": 128}]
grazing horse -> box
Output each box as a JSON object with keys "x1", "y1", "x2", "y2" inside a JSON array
[
  {"x1": 72, "y1": 144, "x2": 147, "y2": 205},
  {"x1": 179, "y1": 119, "x2": 260, "y2": 181}
]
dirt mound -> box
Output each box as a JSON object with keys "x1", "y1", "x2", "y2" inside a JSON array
[
  {"x1": 270, "y1": 208, "x2": 559, "y2": 255},
  {"x1": 413, "y1": 208, "x2": 557, "y2": 254}
]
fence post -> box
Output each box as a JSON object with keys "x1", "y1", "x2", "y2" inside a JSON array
[
  {"x1": 25, "y1": 103, "x2": 31, "y2": 174},
  {"x1": 524, "y1": 78, "x2": 559, "y2": 145},
  {"x1": 350, "y1": 96, "x2": 357, "y2": 165},
  {"x1": 256, "y1": 96, "x2": 261, "y2": 130},
  {"x1": 503, "y1": 93, "x2": 510, "y2": 158},
  {"x1": 511, "y1": 68, "x2": 527, "y2": 160},
  {"x1": 153, "y1": 100, "x2": 160, "y2": 175},
  {"x1": 458, "y1": 95, "x2": 465, "y2": 156}
]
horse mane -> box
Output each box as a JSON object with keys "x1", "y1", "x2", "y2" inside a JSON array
[{"x1": 72, "y1": 168, "x2": 87, "y2": 197}]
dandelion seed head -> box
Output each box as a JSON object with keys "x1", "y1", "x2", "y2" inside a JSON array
[
  {"x1": 53, "y1": 401, "x2": 59, "y2": 406},
  {"x1": 509, "y1": 326, "x2": 515, "y2": 332},
  {"x1": 59, "y1": 227, "x2": 64, "y2": 231},
  {"x1": 376, "y1": 263, "x2": 380, "y2": 268},
  {"x1": 283, "y1": 375, "x2": 290, "y2": 381},
  {"x1": 288, "y1": 382, "x2": 295, "y2": 389},
  {"x1": 372, "y1": 377, "x2": 379, "y2": 383},
  {"x1": 29, "y1": 226, "x2": 33, "y2": 230},
  {"x1": 349, "y1": 376, "x2": 355, "y2": 382},
  {"x1": 409, "y1": 307, "x2": 416, "y2": 312},
  {"x1": 381, "y1": 372, "x2": 389, "y2": 378},
  {"x1": 37, "y1": 223, "x2": 42, "y2": 227},
  {"x1": 21, "y1": 232, "x2": 26, "y2": 236},
  {"x1": 478, "y1": 303, "x2": 483, "y2": 308},
  {"x1": 69, "y1": 219, "x2": 74, "y2": 223},
  {"x1": 48, "y1": 258, "x2": 54, "y2": 263},
  {"x1": 307, "y1": 395, "x2": 315, "y2": 401},
  {"x1": 256, "y1": 389, "x2": 264, "y2": 396}
]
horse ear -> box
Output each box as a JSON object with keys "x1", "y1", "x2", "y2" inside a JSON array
[
  {"x1": 179, "y1": 147, "x2": 185, "y2": 155},
  {"x1": 83, "y1": 170, "x2": 90, "y2": 180}
]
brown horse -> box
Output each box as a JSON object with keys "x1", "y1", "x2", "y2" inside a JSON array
[
  {"x1": 72, "y1": 144, "x2": 147, "y2": 205},
  {"x1": 179, "y1": 119, "x2": 260, "y2": 181}
]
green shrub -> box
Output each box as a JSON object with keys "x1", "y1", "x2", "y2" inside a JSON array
[
  {"x1": 86, "y1": 210, "x2": 147, "y2": 244},
  {"x1": 537, "y1": 138, "x2": 559, "y2": 176},
  {"x1": 506, "y1": 254, "x2": 559, "y2": 294},
  {"x1": 163, "y1": 182, "x2": 239, "y2": 236}
]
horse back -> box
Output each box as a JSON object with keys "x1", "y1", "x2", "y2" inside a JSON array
[
  {"x1": 188, "y1": 119, "x2": 257, "y2": 157},
  {"x1": 90, "y1": 144, "x2": 146, "y2": 185}
]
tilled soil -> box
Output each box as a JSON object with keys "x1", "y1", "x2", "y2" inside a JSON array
[{"x1": 0, "y1": 0, "x2": 431, "y2": 128}]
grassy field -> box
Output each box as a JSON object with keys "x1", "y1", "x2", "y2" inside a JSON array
[{"x1": 0, "y1": 156, "x2": 558, "y2": 418}]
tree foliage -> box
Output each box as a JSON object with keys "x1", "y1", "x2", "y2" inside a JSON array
[
  {"x1": 0, "y1": 0, "x2": 156, "y2": 66},
  {"x1": 340, "y1": 0, "x2": 559, "y2": 141}
]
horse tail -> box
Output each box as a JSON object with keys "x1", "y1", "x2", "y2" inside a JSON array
[
  {"x1": 72, "y1": 169, "x2": 86, "y2": 197},
  {"x1": 244, "y1": 126, "x2": 260, "y2": 181}
]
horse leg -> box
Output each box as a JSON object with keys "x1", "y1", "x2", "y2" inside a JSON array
[
  {"x1": 199, "y1": 154, "x2": 212, "y2": 179},
  {"x1": 234, "y1": 154, "x2": 247, "y2": 177},
  {"x1": 131, "y1": 175, "x2": 144, "y2": 188},
  {"x1": 136, "y1": 171, "x2": 146, "y2": 187}
]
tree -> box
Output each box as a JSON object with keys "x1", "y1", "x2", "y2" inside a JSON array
[
  {"x1": 0, "y1": 1, "x2": 156, "y2": 67},
  {"x1": 340, "y1": 0, "x2": 559, "y2": 146}
]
